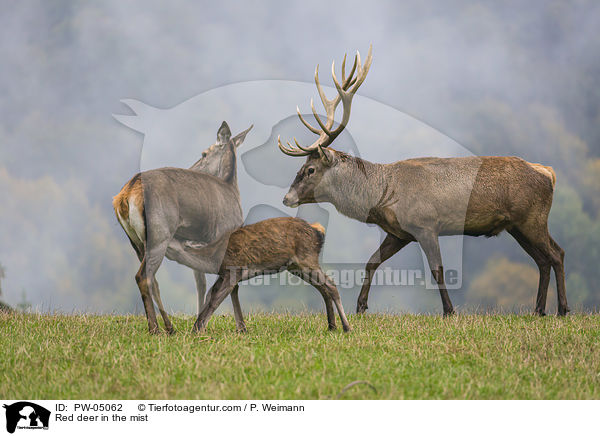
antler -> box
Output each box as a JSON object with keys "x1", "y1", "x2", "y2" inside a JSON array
[{"x1": 278, "y1": 45, "x2": 373, "y2": 158}]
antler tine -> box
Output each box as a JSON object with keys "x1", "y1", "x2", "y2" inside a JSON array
[
  {"x1": 314, "y1": 64, "x2": 335, "y2": 114},
  {"x1": 277, "y1": 135, "x2": 310, "y2": 156},
  {"x1": 331, "y1": 58, "x2": 344, "y2": 94},
  {"x1": 297, "y1": 105, "x2": 321, "y2": 135},
  {"x1": 331, "y1": 87, "x2": 354, "y2": 135},
  {"x1": 349, "y1": 45, "x2": 373, "y2": 94},
  {"x1": 294, "y1": 138, "x2": 316, "y2": 153},
  {"x1": 342, "y1": 53, "x2": 358, "y2": 89},
  {"x1": 310, "y1": 98, "x2": 332, "y2": 135},
  {"x1": 278, "y1": 46, "x2": 372, "y2": 156},
  {"x1": 325, "y1": 84, "x2": 353, "y2": 141},
  {"x1": 312, "y1": 53, "x2": 357, "y2": 136},
  {"x1": 325, "y1": 46, "x2": 372, "y2": 141}
]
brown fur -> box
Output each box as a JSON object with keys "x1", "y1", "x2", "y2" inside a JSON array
[
  {"x1": 218, "y1": 217, "x2": 325, "y2": 274},
  {"x1": 285, "y1": 152, "x2": 569, "y2": 317},
  {"x1": 279, "y1": 49, "x2": 566, "y2": 317},
  {"x1": 528, "y1": 162, "x2": 556, "y2": 187},
  {"x1": 187, "y1": 217, "x2": 351, "y2": 333},
  {"x1": 310, "y1": 222, "x2": 325, "y2": 234}
]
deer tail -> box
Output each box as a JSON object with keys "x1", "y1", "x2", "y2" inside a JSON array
[
  {"x1": 528, "y1": 162, "x2": 556, "y2": 188},
  {"x1": 310, "y1": 222, "x2": 326, "y2": 251},
  {"x1": 113, "y1": 188, "x2": 131, "y2": 225},
  {"x1": 546, "y1": 166, "x2": 557, "y2": 188}
]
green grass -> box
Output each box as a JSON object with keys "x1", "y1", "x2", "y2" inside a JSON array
[{"x1": 1, "y1": 312, "x2": 599, "y2": 399}]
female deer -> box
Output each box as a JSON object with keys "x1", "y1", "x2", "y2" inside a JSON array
[{"x1": 113, "y1": 121, "x2": 252, "y2": 334}]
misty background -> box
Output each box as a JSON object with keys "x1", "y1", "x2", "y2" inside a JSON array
[{"x1": 0, "y1": 0, "x2": 598, "y2": 315}]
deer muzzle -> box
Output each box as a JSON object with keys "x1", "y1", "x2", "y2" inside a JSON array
[{"x1": 283, "y1": 190, "x2": 300, "y2": 208}]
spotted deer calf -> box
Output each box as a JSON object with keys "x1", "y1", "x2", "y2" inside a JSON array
[{"x1": 186, "y1": 217, "x2": 351, "y2": 333}]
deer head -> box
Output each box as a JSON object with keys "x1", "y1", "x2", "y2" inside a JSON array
[{"x1": 190, "y1": 122, "x2": 253, "y2": 183}]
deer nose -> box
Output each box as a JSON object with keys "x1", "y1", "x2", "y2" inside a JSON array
[{"x1": 283, "y1": 191, "x2": 299, "y2": 208}]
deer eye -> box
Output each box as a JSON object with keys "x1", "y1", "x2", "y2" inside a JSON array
[
  {"x1": 307, "y1": 167, "x2": 315, "y2": 175},
  {"x1": 202, "y1": 152, "x2": 207, "y2": 158}
]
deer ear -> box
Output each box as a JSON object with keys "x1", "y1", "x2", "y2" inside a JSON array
[
  {"x1": 319, "y1": 147, "x2": 334, "y2": 165},
  {"x1": 216, "y1": 121, "x2": 232, "y2": 144},
  {"x1": 232, "y1": 124, "x2": 253, "y2": 148}
]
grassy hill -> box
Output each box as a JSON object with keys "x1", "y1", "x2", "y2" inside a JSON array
[{"x1": 1, "y1": 312, "x2": 598, "y2": 399}]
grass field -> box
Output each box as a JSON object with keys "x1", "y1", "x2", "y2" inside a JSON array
[{"x1": 1, "y1": 312, "x2": 599, "y2": 399}]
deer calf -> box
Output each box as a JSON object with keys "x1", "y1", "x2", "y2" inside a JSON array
[{"x1": 185, "y1": 217, "x2": 351, "y2": 333}]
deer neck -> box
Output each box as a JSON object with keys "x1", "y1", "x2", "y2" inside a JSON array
[{"x1": 321, "y1": 157, "x2": 385, "y2": 223}]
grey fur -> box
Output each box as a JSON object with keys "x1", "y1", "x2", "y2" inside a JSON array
[
  {"x1": 113, "y1": 121, "x2": 252, "y2": 334},
  {"x1": 279, "y1": 49, "x2": 567, "y2": 317},
  {"x1": 283, "y1": 151, "x2": 568, "y2": 316}
]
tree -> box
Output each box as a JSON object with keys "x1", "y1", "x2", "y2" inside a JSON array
[{"x1": 16, "y1": 289, "x2": 31, "y2": 312}]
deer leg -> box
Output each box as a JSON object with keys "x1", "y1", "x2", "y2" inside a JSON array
[
  {"x1": 357, "y1": 234, "x2": 410, "y2": 313},
  {"x1": 508, "y1": 228, "x2": 552, "y2": 315},
  {"x1": 136, "y1": 240, "x2": 168, "y2": 334},
  {"x1": 128, "y1": 234, "x2": 162, "y2": 334},
  {"x1": 230, "y1": 285, "x2": 247, "y2": 333},
  {"x1": 193, "y1": 270, "x2": 207, "y2": 316},
  {"x1": 193, "y1": 274, "x2": 237, "y2": 334},
  {"x1": 126, "y1": 233, "x2": 144, "y2": 262},
  {"x1": 129, "y1": 235, "x2": 169, "y2": 333},
  {"x1": 535, "y1": 264, "x2": 552, "y2": 316},
  {"x1": 135, "y1": 259, "x2": 160, "y2": 334},
  {"x1": 295, "y1": 267, "x2": 352, "y2": 332},
  {"x1": 323, "y1": 273, "x2": 351, "y2": 332},
  {"x1": 549, "y1": 236, "x2": 569, "y2": 316},
  {"x1": 415, "y1": 231, "x2": 455, "y2": 316},
  {"x1": 320, "y1": 287, "x2": 337, "y2": 331},
  {"x1": 289, "y1": 269, "x2": 336, "y2": 330},
  {"x1": 150, "y1": 279, "x2": 175, "y2": 335}
]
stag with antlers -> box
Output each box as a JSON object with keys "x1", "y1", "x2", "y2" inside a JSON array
[{"x1": 278, "y1": 46, "x2": 569, "y2": 317}]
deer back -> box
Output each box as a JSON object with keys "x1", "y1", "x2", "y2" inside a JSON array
[{"x1": 219, "y1": 217, "x2": 325, "y2": 272}]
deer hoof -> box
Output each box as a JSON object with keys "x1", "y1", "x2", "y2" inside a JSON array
[
  {"x1": 356, "y1": 302, "x2": 368, "y2": 314},
  {"x1": 192, "y1": 324, "x2": 209, "y2": 335}
]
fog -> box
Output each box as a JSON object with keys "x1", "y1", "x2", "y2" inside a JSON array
[{"x1": 1, "y1": 1, "x2": 598, "y2": 314}]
